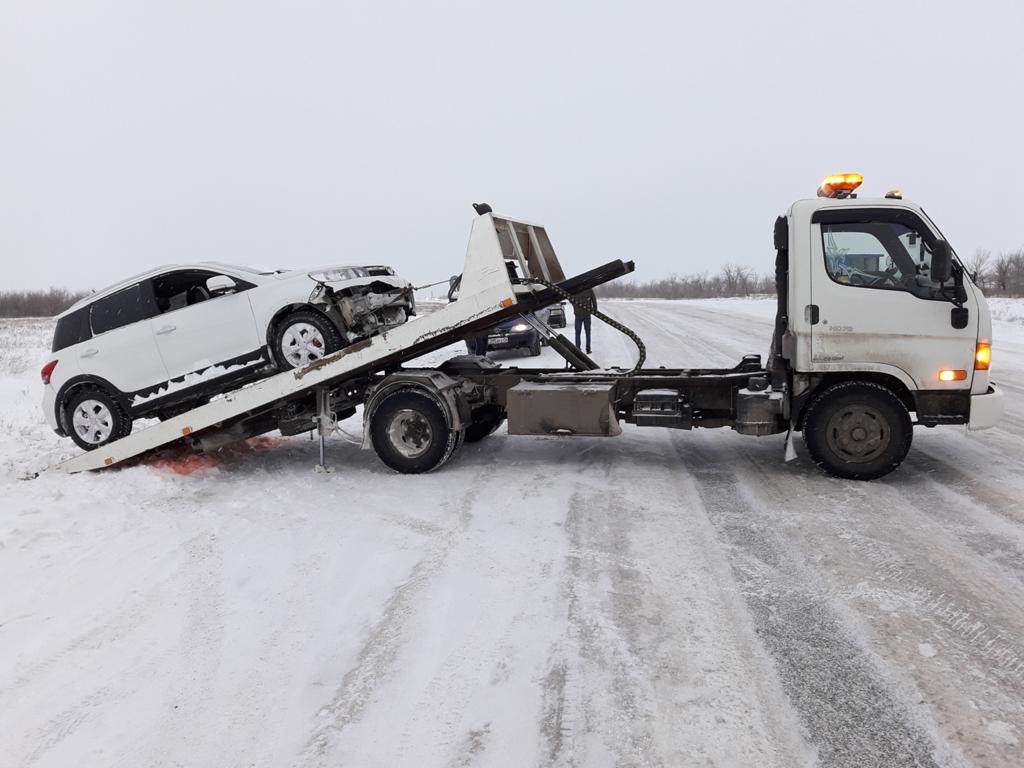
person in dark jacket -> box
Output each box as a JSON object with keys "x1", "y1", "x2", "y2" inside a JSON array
[{"x1": 574, "y1": 289, "x2": 597, "y2": 353}]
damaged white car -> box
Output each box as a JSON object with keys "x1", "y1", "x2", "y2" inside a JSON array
[{"x1": 41, "y1": 262, "x2": 414, "y2": 450}]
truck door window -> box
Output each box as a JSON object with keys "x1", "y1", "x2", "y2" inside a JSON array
[{"x1": 821, "y1": 221, "x2": 946, "y2": 299}]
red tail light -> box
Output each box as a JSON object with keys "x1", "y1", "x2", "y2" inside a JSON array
[{"x1": 41, "y1": 360, "x2": 58, "y2": 385}]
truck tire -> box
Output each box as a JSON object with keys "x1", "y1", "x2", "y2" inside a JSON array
[
  {"x1": 272, "y1": 310, "x2": 343, "y2": 370},
  {"x1": 803, "y1": 381, "x2": 912, "y2": 480},
  {"x1": 464, "y1": 406, "x2": 506, "y2": 443},
  {"x1": 369, "y1": 389, "x2": 460, "y2": 473},
  {"x1": 64, "y1": 386, "x2": 132, "y2": 451}
]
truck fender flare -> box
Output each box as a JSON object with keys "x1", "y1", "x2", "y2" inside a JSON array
[
  {"x1": 796, "y1": 364, "x2": 917, "y2": 428},
  {"x1": 805, "y1": 361, "x2": 917, "y2": 392},
  {"x1": 361, "y1": 370, "x2": 471, "y2": 449}
]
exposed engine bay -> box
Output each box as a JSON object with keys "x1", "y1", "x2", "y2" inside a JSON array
[{"x1": 309, "y1": 270, "x2": 415, "y2": 344}]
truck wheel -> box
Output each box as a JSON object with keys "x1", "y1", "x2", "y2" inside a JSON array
[
  {"x1": 65, "y1": 387, "x2": 132, "y2": 451},
  {"x1": 464, "y1": 406, "x2": 506, "y2": 443},
  {"x1": 273, "y1": 310, "x2": 343, "y2": 370},
  {"x1": 370, "y1": 389, "x2": 460, "y2": 473},
  {"x1": 803, "y1": 381, "x2": 912, "y2": 480}
]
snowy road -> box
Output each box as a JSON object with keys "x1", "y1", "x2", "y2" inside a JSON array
[{"x1": 2, "y1": 300, "x2": 1024, "y2": 767}]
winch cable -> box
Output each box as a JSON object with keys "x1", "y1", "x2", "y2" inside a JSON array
[
  {"x1": 411, "y1": 278, "x2": 453, "y2": 291},
  {"x1": 511, "y1": 277, "x2": 646, "y2": 374}
]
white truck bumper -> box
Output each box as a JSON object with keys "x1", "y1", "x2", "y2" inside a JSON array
[{"x1": 968, "y1": 384, "x2": 1004, "y2": 431}]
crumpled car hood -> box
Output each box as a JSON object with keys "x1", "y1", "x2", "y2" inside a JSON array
[{"x1": 275, "y1": 266, "x2": 411, "y2": 291}]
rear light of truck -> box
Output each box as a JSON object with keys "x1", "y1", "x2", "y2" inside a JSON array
[
  {"x1": 975, "y1": 342, "x2": 991, "y2": 371},
  {"x1": 41, "y1": 360, "x2": 58, "y2": 385}
]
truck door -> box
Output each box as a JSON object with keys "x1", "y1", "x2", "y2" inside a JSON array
[{"x1": 808, "y1": 207, "x2": 978, "y2": 391}]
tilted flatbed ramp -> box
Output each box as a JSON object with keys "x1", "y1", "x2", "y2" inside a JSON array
[{"x1": 56, "y1": 212, "x2": 633, "y2": 473}]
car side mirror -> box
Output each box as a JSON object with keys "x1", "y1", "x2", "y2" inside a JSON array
[
  {"x1": 931, "y1": 240, "x2": 952, "y2": 284},
  {"x1": 207, "y1": 275, "x2": 237, "y2": 295}
]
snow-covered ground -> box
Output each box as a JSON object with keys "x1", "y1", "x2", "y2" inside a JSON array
[
  {"x1": 988, "y1": 297, "x2": 1024, "y2": 326},
  {"x1": 3, "y1": 299, "x2": 1024, "y2": 767}
]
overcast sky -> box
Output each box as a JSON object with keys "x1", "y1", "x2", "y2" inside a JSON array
[{"x1": 3, "y1": 1, "x2": 1023, "y2": 292}]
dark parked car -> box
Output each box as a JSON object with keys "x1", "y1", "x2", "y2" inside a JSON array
[
  {"x1": 467, "y1": 308, "x2": 551, "y2": 356},
  {"x1": 548, "y1": 302, "x2": 567, "y2": 328}
]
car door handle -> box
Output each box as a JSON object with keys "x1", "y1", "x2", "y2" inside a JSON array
[
  {"x1": 156, "y1": 325, "x2": 176, "y2": 335},
  {"x1": 80, "y1": 348, "x2": 99, "y2": 358}
]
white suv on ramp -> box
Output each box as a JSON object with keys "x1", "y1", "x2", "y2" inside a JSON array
[{"x1": 42, "y1": 262, "x2": 413, "y2": 450}]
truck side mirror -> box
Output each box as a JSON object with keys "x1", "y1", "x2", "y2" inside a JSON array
[
  {"x1": 207, "y1": 274, "x2": 237, "y2": 295},
  {"x1": 931, "y1": 240, "x2": 952, "y2": 284}
]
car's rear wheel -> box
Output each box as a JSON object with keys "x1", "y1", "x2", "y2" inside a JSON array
[
  {"x1": 273, "y1": 310, "x2": 343, "y2": 370},
  {"x1": 65, "y1": 387, "x2": 132, "y2": 451}
]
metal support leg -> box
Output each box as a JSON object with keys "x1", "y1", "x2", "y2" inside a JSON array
[{"x1": 314, "y1": 387, "x2": 336, "y2": 473}]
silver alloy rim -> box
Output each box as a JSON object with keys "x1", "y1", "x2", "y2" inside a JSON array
[
  {"x1": 72, "y1": 399, "x2": 114, "y2": 444},
  {"x1": 825, "y1": 405, "x2": 890, "y2": 463},
  {"x1": 386, "y1": 409, "x2": 433, "y2": 459},
  {"x1": 281, "y1": 322, "x2": 326, "y2": 368}
]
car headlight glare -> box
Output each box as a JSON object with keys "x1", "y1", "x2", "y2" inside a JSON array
[
  {"x1": 511, "y1": 323, "x2": 530, "y2": 332},
  {"x1": 309, "y1": 268, "x2": 358, "y2": 282}
]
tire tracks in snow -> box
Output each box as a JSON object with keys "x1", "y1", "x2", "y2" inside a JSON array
[
  {"x1": 716, "y1": 435, "x2": 1024, "y2": 766},
  {"x1": 10, "y1": 525, "x2": 225, "y2": 768},
  {"x1": 670, "y1": 434, "x2": 950, "y2": 768},
  {"x1": 540, "y1": 435, "x2": 811, "y2": 768},
  {"x1": 298, "y1": 483, "x2": 480, "y2": 763}
]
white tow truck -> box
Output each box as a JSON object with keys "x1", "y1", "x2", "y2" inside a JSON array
[{"x1": 57, "y1": 177, "x2": 1003, "y2": 480}]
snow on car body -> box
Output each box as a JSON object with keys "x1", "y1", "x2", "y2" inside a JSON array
[{"x1": 42, "y1": 262, "x2": 413, "y2": 450}]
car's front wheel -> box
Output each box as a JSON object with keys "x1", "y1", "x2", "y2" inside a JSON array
[
  {"x1": 64, "y1": 387, "x2": 132, "y2": 451},
  {"x1": 273, "y1": 310, "x2": 343, "y2": 370}
]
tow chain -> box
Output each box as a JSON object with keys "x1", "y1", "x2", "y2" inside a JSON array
[{"x1": 511, "y1": 277, "x2": 646, "y2": 374}]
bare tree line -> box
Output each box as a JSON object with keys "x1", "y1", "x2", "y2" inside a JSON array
[
  {"x1": 2, "y1": 249, "x2": 1020, "y2": 316},
  {"x1": 966, "y1": 249, "x2": 1024, "y2": 296},
  {"x1": 0, "y1": 288, "x2": 92, "y2": 318},
  {"x1": 597, "y1": 265, "x2": 776, "y2": 300}
]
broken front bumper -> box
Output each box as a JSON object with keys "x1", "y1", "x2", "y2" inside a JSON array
[{"x1": 968, "y1": 384, "x2": 1004, "y2": 431}]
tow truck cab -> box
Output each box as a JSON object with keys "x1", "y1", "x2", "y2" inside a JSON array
[{"x1": 771, "y1": 183, "x2": 1001, "y2": 439}]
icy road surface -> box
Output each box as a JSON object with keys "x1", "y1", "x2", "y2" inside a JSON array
[{"x1": 2, "y1": 299, "x2": 1024, "y2": 768}]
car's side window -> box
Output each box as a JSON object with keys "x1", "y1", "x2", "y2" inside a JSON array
[
  {"x1": 151, "y1": 270, "x2": 252, "y2": 314},
  {"x1": 90, "y1": 283, "x2": 157, "y2": 335},
  {"x1": 52, "y1": 307, "x2": 93, "y2": 351},
  {"x1": 821, "y1": 220, "x2": 946, "y2": 300}
]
